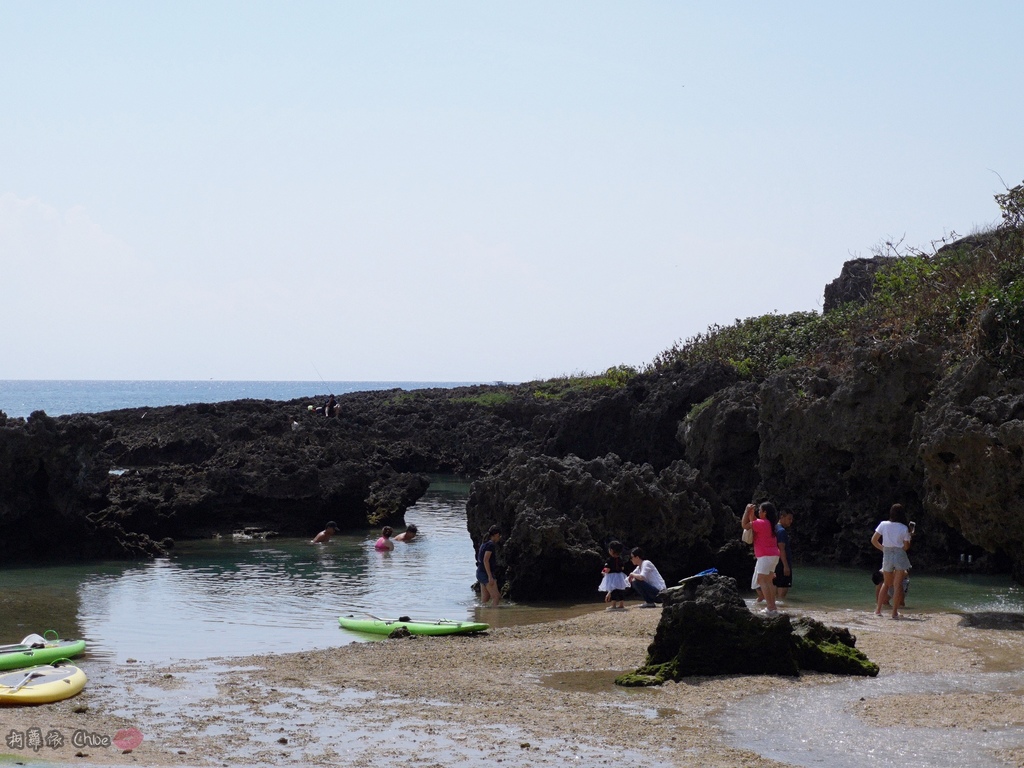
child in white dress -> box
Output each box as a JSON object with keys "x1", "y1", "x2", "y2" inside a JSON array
[{"x1": 599, "y1": 540, "x2": 630, "y2": 610}]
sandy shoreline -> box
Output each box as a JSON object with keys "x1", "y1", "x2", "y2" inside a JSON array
[{"x1": 4, "y1": 604, "x2": 1024, "y2": 767}]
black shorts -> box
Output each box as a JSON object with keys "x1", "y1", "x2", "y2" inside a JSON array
[{"x1": 773, "y1": 567, "x2": 792, "y2": 588}]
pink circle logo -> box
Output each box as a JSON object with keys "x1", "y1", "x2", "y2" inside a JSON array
[{"x1": 112, "y1": 727, "x2": 144, "y2": 751}]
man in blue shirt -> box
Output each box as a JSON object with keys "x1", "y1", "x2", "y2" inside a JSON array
[{"x1": 774, "y1": 510, "x2": 794, "y2": 600}]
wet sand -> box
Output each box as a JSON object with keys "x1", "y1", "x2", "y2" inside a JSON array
[{"x1": 5, "y1": 604, "x2": 1024, "y2": 767}]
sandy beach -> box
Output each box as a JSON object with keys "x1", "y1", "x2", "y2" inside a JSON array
[{"x1": 4, "y1": 604, "x2": 1024, "y2": 767}]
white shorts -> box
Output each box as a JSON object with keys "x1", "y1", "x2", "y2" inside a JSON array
[
  {"x1": 752, "y1": 556, "x2": 780, "y2": 588},
  {"x1": 882, "y1": 547, "x2": 911, "y2": 573}
]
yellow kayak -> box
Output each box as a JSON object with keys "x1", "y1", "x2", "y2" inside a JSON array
[{"x1": 0, "y1": 662, "x2": 86, "y2": 705}]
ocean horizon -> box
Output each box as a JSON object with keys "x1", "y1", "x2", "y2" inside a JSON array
[{"x1": 0, "y1": 380, "x2": 486, "y2": 420}]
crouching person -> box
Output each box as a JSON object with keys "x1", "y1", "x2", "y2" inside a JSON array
[{"x1": 628, "y1": 547, "x2": 666, "y2": 608}]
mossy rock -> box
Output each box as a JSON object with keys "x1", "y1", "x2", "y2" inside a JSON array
[
  {"x1": 637, "y1": 600, "x2": 800, "y2": 681},
  {"x1": 792, "y1": 637, "x2": 878, "y2": 676},
  {"x1": 616, "y1": 576, "x2": 879, "y2": 686},
  {"x1": 614, "y1": 671, "x2": 668, "y2": 687},
  {"x1": 789, "y1": 617, "x2": 878, "y2": 676}
]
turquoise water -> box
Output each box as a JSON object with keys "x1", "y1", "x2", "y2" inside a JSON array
[{"x1": 777, "y1": 565, "x2": 1024, "y2": 614}]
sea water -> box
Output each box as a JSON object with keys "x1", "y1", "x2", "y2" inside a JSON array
[
  {"x1": 770, "y1": 564, "x2": 1024, "y2": 614},
  {"x1": 0, "y1": 379, "x2": 483, "y2": 419},
  {"x1": 4, "y1": 504, "x2": 1023, "y2": 668},
  {"x1": 720, "y1": 670, "x2": 1024, "y2": 768},
  {"x1": 0, "y1": 480, "x2": 481, "y2": 664}
]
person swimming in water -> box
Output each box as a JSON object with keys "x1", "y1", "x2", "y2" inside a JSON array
[
  {"x1": 312, "y1": 521, "x2": 339, "y2": 543},
  {"x1": 395, "y1": 524, "x2": 418, "y2": 542}
]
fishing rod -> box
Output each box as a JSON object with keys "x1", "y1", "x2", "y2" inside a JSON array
[
  {"x1": 312, "y1": 362, "x2": 340, "y2": 417},
  {"x1": 311, "y1": 362, "x2": 327, "y2": 387}
]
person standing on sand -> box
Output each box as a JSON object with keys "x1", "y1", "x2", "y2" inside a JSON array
[
  {"x1": 311, "y1": 521, "x2": 339, "y2": 543},
  {"x1": 627, "y1": 547, "x2": 666, "y2": 607},
  {"x1": 872, "y1": 503, "x2": 913, "y2": 619},
  {"x1": 873, "y1": 568, "x2": 910, "y2": 610},
  {"x1": 598, "y1": 540, "x2": 630, "y2": 610},
  {"x1": 774, "y1": 510, "x2": 794, "y2": 601},
  {"x1": 477, "y1": 526, "x2": 502, "y2": 607},
  {"x1": 743, "y1": 501, "x2": 781, "y2": 616}
]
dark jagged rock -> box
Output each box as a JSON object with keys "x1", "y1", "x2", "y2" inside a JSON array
[
  {"x1": 755, "y1": 342, "x2": 945, "y2": 566},
  {"x1": 465, "y1": 451, "x2": 739, "y2": 600},
  {"x1": 0, "y1": 398, "x2": 449, "y2": 560},
  {"x1": 822, "y1": 255, "x2": 895, "y2": 313},
  {"x1": 0, "y1": 411, "x2": 166, "y2": 560},
  {"x1": 958, "y1": 612, "x2": 1024, "y2": 630},
  {"x1": 616, "y1": 574, "x2": 878, "y2": 686},
  {"x1": 678, "y1": 382, "x2": 761, "y2": 514},
  {"x1": 365, "y1": 471, "x2": 431, "y2": 526},
  {"x1": 681, "y1": 340, "x2": 978, "y2": 572},
  {"x1": 4, "y1": 247, "x2": 1024, "y2": 584},
  {"x1": 917, "y1": 357, "x2": 1024, "y2": 578},
  {"x1": 7, "y1": 376, "x2": 725, "y2": 563},
  {"x1": 539, "y1": 362, "x2": 740, "y2": 471}
]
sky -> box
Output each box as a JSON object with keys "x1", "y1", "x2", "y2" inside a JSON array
[{"x1": 2, "y1": 2, "x2": 1022, "y2": 382}]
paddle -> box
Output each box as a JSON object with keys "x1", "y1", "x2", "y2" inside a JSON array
[
  {"x1": 353, "y1": 611, "x2": 454, "y2": 626},
  {"x1": 677, "y1": 567, "x2": 718, "y2": 584},
  {"x1": 343, "y1": 611, "x2": 402, "y2": 624},
  {"x1": 0, "y1": 633, "x2": 48, "y2": 655},
  {"x1": 8, "y1": 669, "x2": 46, "y2": 694}
]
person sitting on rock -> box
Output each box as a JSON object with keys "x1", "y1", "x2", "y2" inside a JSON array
[
  {"x1": 312, "y1": 521, "x2": 339, "y2": 543},
  {"x1": 627, "y1": 547, "x2": 666, "y2": 607}
]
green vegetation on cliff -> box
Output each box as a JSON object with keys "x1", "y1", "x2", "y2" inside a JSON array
[
  {"x1": 650, "y1": 310, "x2": 842, "y2": 379},
  {"x1": 528, "y1": 365, "x2": 638, "y2": 400},
  {"x1": 651, "y1": 183, "x2": 1024, "y2": 379}
]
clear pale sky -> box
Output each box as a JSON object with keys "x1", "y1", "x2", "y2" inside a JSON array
[{"x1": 2, "y1": 3, "x2": 1021, "y2": 382}]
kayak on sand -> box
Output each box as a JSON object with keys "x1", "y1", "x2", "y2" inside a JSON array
[
  {"x1": 338, "y1": 614, "x2": 489, "y2": 636},
  {"x1": 0, "y1": 661, "x2": 87, "y2": 706},
  {"x1": 0, "y1": 631, "x2": 87, "y2": 672}
]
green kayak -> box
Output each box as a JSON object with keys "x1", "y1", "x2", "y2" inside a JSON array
[
  {"x1": 338, "y1": 615, "x2": 489, "y2": 636},
  {"x1": 0, "y1": 632, "x2": 87, "y2": 671}
]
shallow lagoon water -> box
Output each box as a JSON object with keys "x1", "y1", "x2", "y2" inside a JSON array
[
  {"x1": 720, "y1": 670, "x2": 1024, "y2": 768},
  {"x1": 6, "y1": 484, "x2": 1024, "y2": 767},
  {"x1": 0, "y1": 480, "x2": 486, "y2": 664},
  {"x1": 775, "y1": 563, "x2": 1024, "y2": 614},
  {"x1": 4, "y1": 485, "x2": 1024, "y2": 666}
]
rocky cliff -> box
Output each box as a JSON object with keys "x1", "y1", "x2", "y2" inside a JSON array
[
  {"x1": 3, "y1": 226, "x2": 1023, "y2": 596},
  {"x1": 464, "y1": 226, "x2": 1024, "y2": 597},
  {"x1": 0, "y1": 388, "x2": 546, "y2": 560}
]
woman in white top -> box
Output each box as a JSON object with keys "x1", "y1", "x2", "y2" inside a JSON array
[{"x1": 871, "y1": 503, "x2": 913, "y2": 619}]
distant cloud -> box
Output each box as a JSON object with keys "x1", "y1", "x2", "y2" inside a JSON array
[{"x1": 0, "y1": 193, "x2": 135, "y2": 281}]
